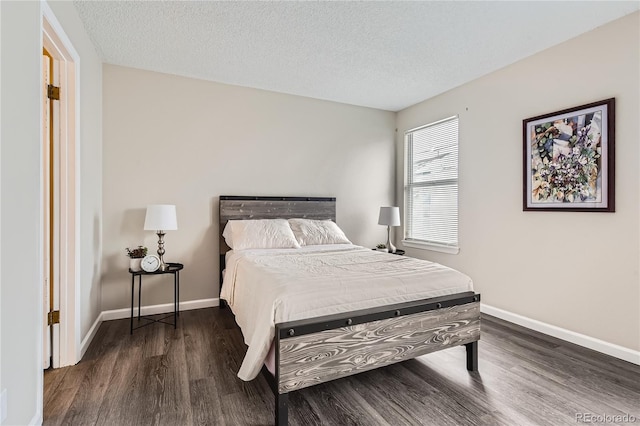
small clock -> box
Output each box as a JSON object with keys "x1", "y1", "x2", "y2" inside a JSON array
[{"x1": 141, "y1": 254, "x2": 161, "y2": 272}]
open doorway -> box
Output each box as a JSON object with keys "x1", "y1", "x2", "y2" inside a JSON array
[{"x1": 41, "y1": 4, "x2": 80, "y2": 370}]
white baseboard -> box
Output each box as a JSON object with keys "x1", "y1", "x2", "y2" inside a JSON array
[
  {"x1": 79, "y1": 298, "x2": 220, "y2": 359},
  {"x1": 80, "y1": 312, "x2": 104, "y2": 359},
  {"x1": 101, "y1": 297, "x2": 219, "y2": 321},
  {"x1": 80, "y1": 300, "x2": 639, "y2": 367},
  {"x1": 29, "y1": 408, "x2": 42, "y2": 426},
  {"x1": 481, "y1": 304, "x2": 640, "y2": 366}
]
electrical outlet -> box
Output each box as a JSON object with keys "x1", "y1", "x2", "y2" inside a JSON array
[{"x1": 0, "y1": 389, "x2": 6, "y2": 423}]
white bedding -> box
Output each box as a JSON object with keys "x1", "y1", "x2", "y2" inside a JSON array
[{"x1": 220, "y1": 244, "x2": 474, "y2": 381}]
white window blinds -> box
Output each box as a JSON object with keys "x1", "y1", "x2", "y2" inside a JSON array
[{"x1": 405, "y1": 116, "x2": 459, "y2": 248}]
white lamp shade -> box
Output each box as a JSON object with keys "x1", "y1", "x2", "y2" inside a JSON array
[
  {"x1": 378, "y1": 206, "x2": 401, "y2": 227},
  {"x1": 144, "y1": 205, "x2": 178, "y2": 231}
]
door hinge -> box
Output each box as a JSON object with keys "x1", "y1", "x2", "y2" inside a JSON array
[
  {"x1": 47, "y1": 84, "x2": 60, "y2": 100},
  {"x1": 48, "y1": 310, "x2": 60, "y2": 325}
]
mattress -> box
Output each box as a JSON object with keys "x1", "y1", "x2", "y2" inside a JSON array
[{"x1": 220, "y1": 244, "x2": 474, "y2": 381}]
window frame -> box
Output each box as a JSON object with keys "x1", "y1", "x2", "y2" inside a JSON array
[{"x1": 402, "y1": 115, "x2": 460, "y2": 255}]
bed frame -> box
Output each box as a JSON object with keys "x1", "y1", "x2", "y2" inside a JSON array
[{"x1": 219, "y1": 196, "x2": 481, "y2": 426}]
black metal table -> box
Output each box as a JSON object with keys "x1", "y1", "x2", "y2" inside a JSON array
[
  {"x1": 129, "y1": 262, "x2": 183, "y2": 334},
  {"x1": 372, "y1": 248, "x2": 405, "y2": 255}
]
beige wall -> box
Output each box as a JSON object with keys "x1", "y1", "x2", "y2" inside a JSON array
[
  {"x1": 0, "y1": 1, "x2": 103, "y2": 423},
  {"x1": 396, "y1": 12, "x2": 640, "y2": 352},
  {"x1": 102, "y1": 65, "x2": 396, "y2": 311}
]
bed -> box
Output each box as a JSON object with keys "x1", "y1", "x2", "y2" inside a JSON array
[{"x1": 218, "y1": 196, "x2": 481, "y2": 425}]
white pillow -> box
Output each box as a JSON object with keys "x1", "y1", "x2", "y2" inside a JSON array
[
  {"x1": 288, "y1": 219, "x2": 351, "y2": 246},
  {"x1": 222, "y1": 219, "x2": 301, "y2": 250}
]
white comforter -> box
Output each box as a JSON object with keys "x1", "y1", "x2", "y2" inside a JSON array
[{"x1": 220, "y1": 244, "x2": 473, "y2": 381}]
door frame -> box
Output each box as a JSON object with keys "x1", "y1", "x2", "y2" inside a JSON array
[
  {"x1": 42, "y1": 47, "x2": 56, "y2": 370},
  {"x1": 41, "y1": 0, "x2": 80, "y2": 368}
]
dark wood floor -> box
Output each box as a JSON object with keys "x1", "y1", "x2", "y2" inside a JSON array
[{"x1": 44, "y1": 307, "x2": 640, "y2": 426}]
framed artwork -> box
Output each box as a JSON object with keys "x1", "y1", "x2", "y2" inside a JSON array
[{"x1": 523, "y1": 98, "x2": 615, "y2": 212}]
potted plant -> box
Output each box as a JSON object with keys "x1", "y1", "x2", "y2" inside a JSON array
[
  {"x1": 376, "y1": 243, "x2": 388, "y2": 253},
  {"x1": 126, "y1": 246, "x2": 147, "y2": 271}
]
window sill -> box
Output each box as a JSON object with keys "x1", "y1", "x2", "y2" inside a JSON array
[{"x1": 401, "y1": 240, "x2": 459, "y2": 255}]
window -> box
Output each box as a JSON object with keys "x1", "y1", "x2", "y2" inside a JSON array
[{"x1": 403, "y1": 116, "x2": 459, "y2": 253}]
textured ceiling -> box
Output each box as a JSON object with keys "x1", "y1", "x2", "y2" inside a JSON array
[{"x1": 73, "y1": 1, "x2": 638, "y2": 112}]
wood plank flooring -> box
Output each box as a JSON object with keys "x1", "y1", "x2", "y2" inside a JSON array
[{"x1": 44, "y1": 308, "x2": 640, "y2": 425}]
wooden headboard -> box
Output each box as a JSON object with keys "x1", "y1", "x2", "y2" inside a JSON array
[{"x1": 218, "y1": 196, "x2": 337, "y2": 289}]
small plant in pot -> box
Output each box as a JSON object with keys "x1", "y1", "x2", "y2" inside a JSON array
[
  {"x1": 376, "y1": 243, "x2": 388, "y2": 253},
  {"x1": 126, "y1": 246, "x2": 147, "y2": 271}
]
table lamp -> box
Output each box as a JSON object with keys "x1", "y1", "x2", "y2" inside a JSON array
[
  {"x1": 378, "y1": 206, "x2": 401, "y2": 254},
  {"x1": 144, "y1": 204, "x2": 178, "y2": 271}
]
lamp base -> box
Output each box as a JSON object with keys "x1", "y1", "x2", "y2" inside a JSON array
[
  {"x1": 386, "y1": 226, "x2": 396, "y2": 254},
  {"x1": 156, "y1": 231, "x2": 168, "y2": 271}
]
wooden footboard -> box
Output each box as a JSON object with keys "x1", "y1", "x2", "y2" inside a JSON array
[{"x1": 269, "y1": 292, "x2": 481, "y2": 425}]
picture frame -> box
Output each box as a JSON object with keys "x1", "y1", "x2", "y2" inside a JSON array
[{"x1": 523, "y1": 98, "x2": 615, "y2": 212}]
